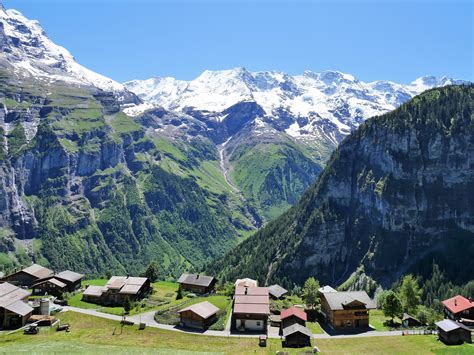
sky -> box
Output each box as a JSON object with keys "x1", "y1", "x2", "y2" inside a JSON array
[{"x1": 4, "y1": 0, "x2": 473, "y2": 83}]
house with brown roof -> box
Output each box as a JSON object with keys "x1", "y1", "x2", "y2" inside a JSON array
[
  {"x1": 320, "y1": 290, "x2": 376, "y2": 329},
  {"x1": 442, "y1": 295, "x2": 474, "y2": 323},
  {"x1": 32, "y1": 270, "x2": 84, "y2": 297},
  {"x1": 178, "y1": 273, "x2": 217, "y2": 294},
  {"x1": 0, "y1": 282, "x2": 33, "y2": 329},
  {"x1": 82, "y1": 276, "x2": 151, "y2": 306},
  {"x1": 282, "y1": 323, "x2": 312, "y2": 347},
  {"x1": 232, "y1": 286, "x2": 270, "y2": 332},
  {"x1": 1, "y1": 264, "x2": 54, "y2": 287},
  {"x1": 178, "y1": 301, "x2": 220, "y2": 329}
]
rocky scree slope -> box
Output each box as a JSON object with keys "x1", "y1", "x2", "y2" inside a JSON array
[{"x1": 211, "y1": 85, "x2": 474, "y2": 289}]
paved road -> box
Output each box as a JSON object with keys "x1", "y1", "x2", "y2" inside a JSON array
[{"x1": 62, "y1": 306, "x2": 403, "y2": 339}]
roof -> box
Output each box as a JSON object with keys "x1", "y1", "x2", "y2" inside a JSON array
[
  {"x1": 268, "y1": 284, "x2": 288, "y2": 298},
  {"x1": 281, "y1": 306, "x2": 307, "y2": 321},
  {"x1": 178, "y1": 273, "x2": 215, "y2": 288},
  {"x1": 233, "y1": 303, "x2": 270, "y2": 315},
  {"x1": 442, "y1": 295, "x2": 474, "y2": 314},
  {"x1": 179, "y1": 301, "x2": 219, "y2": 319},
  {"x1": 5, "y1": 299, "x2": 33, "y2": 316},
  {"x1": 119, "y1": 284, "x2": 142, "y2": 295},
  {"x1": 319, "y1": 285, "x2": 337, "y2": 293},
  {"x1": 234, "y1": 295, "x2": 269, "y2": 304},
  {"x1": 55, "y1": 270, "x2": 84, "y2": 283},
  {"x1": 402, "y1": 313, "x2": 420, "y2": 322},
  {"x1": 234, "y1": 278, "x2": 258, "y2": 288},
  {"x1": 235, "y1": 286, "x2": 269, "y2": 296},
  {"x1": 21, "y1": 264, "x2": 54, "y2": 279},
  {"x1": 32, "y1": 278, "x2": 67, "y2": 289},
  {"x1": 105, "y1": 276, "x2": 149, "y2": 295},
  {"x1": 322, "y1": 291, "x2": 376, "y2": 311},
  {"x1": 83, "y1": 285, "x2": 105, "y2": 297},
  {"x1": 0, "y1": 282, "x2": 31, "y2": 307},
  {"x1": 436, "y1": 319, "x2": 471, "y2": 332},
  {"x1": 0, "y1": 282, "x2": 33, "y2": 316},
  {"x1": 282, "y1": 323, "x2": 312, "y2": 337}
]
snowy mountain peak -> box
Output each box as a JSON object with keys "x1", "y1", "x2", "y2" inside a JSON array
[{"x1": 0, "y1": 6, "x2": 131, "y2": 97}]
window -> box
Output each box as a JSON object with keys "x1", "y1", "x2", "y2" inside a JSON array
[{"x1": 256, "y1": 321, "x2": 261, "y2": 326}]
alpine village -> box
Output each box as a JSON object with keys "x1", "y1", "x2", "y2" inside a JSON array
[{"x1": 0, "y1": 1, "x2": 472, "y2": 354}]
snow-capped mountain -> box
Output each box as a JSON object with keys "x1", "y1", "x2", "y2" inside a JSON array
[
  {"x1": 125, "y1": 68, "x2": 466, "y2": 145},
  {"x1": 0, "y1": 4, "x2": 137, "y2": 103}
]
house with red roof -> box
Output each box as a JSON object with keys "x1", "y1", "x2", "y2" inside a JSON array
[
  {"x1": 280, "y1": 306, "x2": 307, "y2": 329},
  {"x1": 442, "y1": 295, "x2": 474, "y2": 323}
]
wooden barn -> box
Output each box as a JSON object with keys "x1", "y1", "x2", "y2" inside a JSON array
[
  {"x1": 178, "y1": 301, "x2": 219, "y2": 329},
  {"x1": 32, "y1": 278, "x2": 67, "y2": 297},
  {"x1": 280, "y1": 306, "x2": 307, "y2": 335},
  {"x1": 320, "y1": 290, "x2": 376, "y2": 329},
  {"x1": 402, "y1": 313, "x2": 422, "y2": 327},
  {"x1": 268, "y1": 284, "x2": 288, "y2": 300},
  {"x1": 53, "y1": 270, "x2": 84, "y2": 292},
  {"x1": 1, "y1": 264, "x2": 54, "y2": 288},
  {"x1": 177, "y1": 274, "x2": 217, "y2": 294},
  {"x1": 436, "y1": 319, "x2": 472, "y2": 345},
  {"x1": 282, "y1": 323, "x2": 312, "y2": 347},
  {"x1": 0, "y1": 282, "x2": 33, "y2": 330}
]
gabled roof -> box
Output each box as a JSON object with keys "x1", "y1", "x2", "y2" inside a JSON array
[
  {"x1": 0, "y1": 282, "x2": 33, "y2": 316},
  {"x1": 282, "y1": 323, "x2": 312, "y2": 337},
  {"x1": 179, "y1": 301, "x2": 219, "y2": 319},
  {"x1": 235, "y1": 286, "x2": 269, "y2": 296},
  {"x1": 20, "y1": 264, "x2": 54, "y2": 279},
  {"x1": 318, "y1": 285, "x2": 337, "y2": 293},
  {"x1": 436, "y1": 319, "x2": 471, "y2": 332},
  {"x1": 32, "y1": 278, "x2": 67, "y2": 289},
  {"x1": 83, "y1": 285, "x2": 106, "y2": 297},
  {"x1": 281, "y1": 306, "x2": 307, "y2": 321},
  {"x1": 322, "y1": 291, "x2": 376, "y2": 310},
  {"x1": 233, "y1": 303, "x2": 270, "y2": 315},
  {"x1": 234, "y1": 295, "x2": 269, "y2": 304},
  {"x1": 178, "y1": 273, "x2": 215, "y2": 287},
  {"x1": 5, "y1": 299, "x2": 33, "y2": 316},
  {"x1": 268, "y1": 284, "x2": 288, "y2": 298},
  {"x1": 402, "y1": 313, "x2": 420, "y2": 323},
  {"x1": 55, "y1": 270, "x2": 84, "y2": 283},
  {"x1": 104, "y1": 276, "x2": 149, "y2": 295},
  {"x1": 442, "y1": 295, "x2": 473, "y2": 314},
  {"x1": 234, "y1": 278, "x2": 258, "y2": 288}
]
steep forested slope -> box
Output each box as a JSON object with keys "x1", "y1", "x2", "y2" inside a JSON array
[{"x1": 212, "y1": 85, "x2": 474, "y2": 289}]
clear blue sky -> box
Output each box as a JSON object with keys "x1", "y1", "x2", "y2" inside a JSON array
[{"x1": 4, "y1": 0, "x2": 473, "y2": 83}]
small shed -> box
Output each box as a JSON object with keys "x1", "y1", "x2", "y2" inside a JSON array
[
  {"x1": 178, "y1": 301, "x2": 219, "y2": 329},
  {"x1": 283, "y1": 323, "x2": 312, "y2": 347},
  {"x1": 402, "y1": 313, "x2": 422, "y2": 327},
  {"x1": 280, "y1": 306, "x2": 307, "y2": 330},
  {"x1": 268, "y1": 285, "x2": 288, "y2": 300},
  {"x1": 436, "y1": 319, "x2": 472, "y2": 345},
  {"x1": 32, "y1": 278, "x2": 67, "y2": 297}
]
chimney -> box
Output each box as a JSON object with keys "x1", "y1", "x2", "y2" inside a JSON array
[
  {"x1": 196, "y1": 274, "x2": 199, "y2": 279},
  {"x1": 244, "y1": 287, "x2": 248, "y2": 295},
  {"x1": 454, "y1": 299, "x2": 457, "y2": 306}
]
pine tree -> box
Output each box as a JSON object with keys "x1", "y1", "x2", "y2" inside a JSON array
[
  {"x1": 302, "y1": 277, "x2": 320, "y2": 310},
  {"x1": 399, "y1": 275, "x2": 422, "y2": 313}
]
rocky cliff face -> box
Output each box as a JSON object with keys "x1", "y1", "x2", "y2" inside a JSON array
[{"x1": 212, "y1": 85, "x2": 474, "y2": 288}]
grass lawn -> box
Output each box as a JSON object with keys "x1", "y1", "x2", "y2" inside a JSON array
[
  {"x1": 0, "y1": 312, "x2": 472, "y2": 354},
  {"x1": 307, "y1": 321, "x2": 325, "y2": 334},
  {"x1": 370, "y1": 309, "x2": 402, "y2": 331}
]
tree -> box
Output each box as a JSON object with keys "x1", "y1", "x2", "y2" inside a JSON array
[
  {"x1": 223, "y1": 282, "x2": 235, "y2": 297},
  {"x1": 105, "y1": 271, "x2": 112, "y2": 280},
  {"x1": 399, "y1": 274, "x2": 422, "y2": 313},
  {"x1": 376, "y1": 290, "x2": 390, "y2": 309},
  {"x1": 176, "y1": 287, "x2": 183, "y2": 300},
  {"x1": 381, "y1": 291, "x2": 403, "y2": 322},
  {"x1": 141, "y1": 262, "x2": 159, "y2": 282},
  {"x1": 302, "y1": 277, "x2": 320, "y2": 310},
  {"x1": 124, "y1": 297, "x2": 132, "y2": 314}
]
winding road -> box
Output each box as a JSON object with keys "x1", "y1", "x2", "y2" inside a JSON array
[{"x1": 62, "y1": 306, "x2": 403, "y2": 339}]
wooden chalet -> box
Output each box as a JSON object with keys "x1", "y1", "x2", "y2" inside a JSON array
[
  {"x1": 402, "y1": 313, "x2": 422, "y2": 327},
  {"x1": 232, "y1": 286, "x2": 270, "y2": 332},
  {"x1": 32, "y1": 270, "x2": 84, "y2": 297},
  {"x1": 0, "y1": 282, "x2": 33, "y2": 329},
  {"x1": 177, "y1": 273, "x2": 216, "y2": 294},
  {"x1": 178, "y1": 301, "x2": 219, "y2": 329},
  {"x1": 1, "y1": 264, "x2": 54, "y2": 288},
  {"x1": 436, "y1": 319, "x2": 472, "y2": 345},
  {"x1": 280, "y1": 306, "x2": 307, "y2": 329},
  {"x1": 442, "y1": 295, "x2": 474, "y2": 323},
  {"x1": 268, "y1": 284, "x2": 288, "y2": 300},
  {"x1": 82, "y1": 276, "x2": 151, "y2": 306},
  {"x1": 282, "y1": 323, "x2": 312, "y2": 347},
  {"x1": 320, "y1": 290, "x2": 376, "y2": 329}
]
